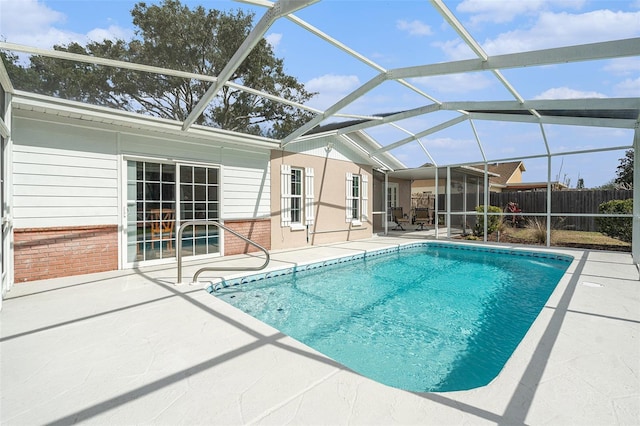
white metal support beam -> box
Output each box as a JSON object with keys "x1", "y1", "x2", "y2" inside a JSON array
[
  {"x1": 239, "y1": 0, "x2": 441, "y2": 104},
  {"x1": 391, "y1": 38, "x2": 640, "y2": 80},
  {"x1": 182, "y1": 0, "x2": 319, "y2": 131},
  {"x1": 371, "y1": 115, "x2": 468, "y2": 155},
  {"x1": 280, "y1": 72, "x2": 388, "y2": 147},
  {"x1": 329, "y1": 104, "x2": 442, "y2": 137},
  {"x1": 0, "y1": 42, "x2": 324, "y2": 116},
  {"x1": 0, "y1": 59, "x2": 14, "y2": 95},
  {"x1": 443, "y1": 98, "x2": 640, "y2": 111},
  {"x1": 469, "y1": 119, "x2": 487, "y2": 162},
  {"x1": 468, "y1": 113, "x2": 637, "y2": 129}
]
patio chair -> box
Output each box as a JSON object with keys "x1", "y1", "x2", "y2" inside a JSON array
[
  {"x1": 150, "y1": 208, "x2": 176, "y2": 251},
  {"x1": 391, "y1": 207, "x2": 410, "y2": 230},
  {"x1": 414, "y1": 208, "x2": 431, "y2": 230}
]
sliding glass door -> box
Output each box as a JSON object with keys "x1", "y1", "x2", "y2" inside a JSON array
[{"x1": 126, "y1": 160, "x2": 220, "y2": 263}]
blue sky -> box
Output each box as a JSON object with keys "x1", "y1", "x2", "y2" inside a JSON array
[{"x1": 1, "y1": 0, "x2": 639, "y2": 187}]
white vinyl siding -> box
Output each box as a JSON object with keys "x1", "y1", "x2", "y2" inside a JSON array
[
  {"x1": 121, "y1": 133, "x2": 271, "y2": 221},
  {"x1": 12, "y1": 118, "x2": 118, "y2": 227},
  {"x1": 11, "y1": 113, "x2": 271, "y2": 230}
]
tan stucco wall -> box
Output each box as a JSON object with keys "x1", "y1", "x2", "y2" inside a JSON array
[{"x1": 270, "y1": 151, "x2": 374, "y2": 250}]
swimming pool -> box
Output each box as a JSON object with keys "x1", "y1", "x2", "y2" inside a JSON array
[{"x1": 206, "y1": 242, "x2": 572, "y2": 392}]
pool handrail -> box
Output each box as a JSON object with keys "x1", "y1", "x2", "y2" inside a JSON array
[{"x1": 176, "y1": 220, "x2": 270, "y2": 284}]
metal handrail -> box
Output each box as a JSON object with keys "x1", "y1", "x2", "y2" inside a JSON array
[{"x1": 176, "y1": 220, "x2": 270, "y2": 284}]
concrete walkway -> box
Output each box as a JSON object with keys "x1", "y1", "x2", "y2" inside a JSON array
[{"x1": 1, "y1": 237, "x2": 639, "y2": 425}]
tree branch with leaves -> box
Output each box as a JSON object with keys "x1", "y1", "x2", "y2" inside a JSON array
[{"x1": 2, "y1": 0, "x2": 316, "y2": 139}]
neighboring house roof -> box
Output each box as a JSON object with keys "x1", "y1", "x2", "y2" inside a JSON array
[
  {"x1": 503, "y1": 181, "x2": 568, "y2": 191},
  {"x1": 471, "y1": 161, "x2": 526, "y2": 186}
]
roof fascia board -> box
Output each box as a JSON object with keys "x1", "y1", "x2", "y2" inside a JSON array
[
  {"x1": 469, "y1": 112, "x2": 637, "y2": 129},
  {"x1": 390, "y1": 38, "x2": 640, "y2": 80},
  {"x1": 340, "y1": 134, "x2": 394, "y2": 170},
  {"x1": 348, "y1": 131, "x2": 406, "y2": 170},
  {"x1": 182, "y1": 0, "x2": 320, "y2": 131}
]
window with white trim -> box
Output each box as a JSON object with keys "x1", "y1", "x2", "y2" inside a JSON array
[
  {"x1": 346, "y1": 172, "x2": 368, "y2": 223},
  {"x1": 290, "y1": 168, "x2": 302, "y2": 224},
  {"x1": 281, "y1": 165, "x2": 314, "y2": 228}
]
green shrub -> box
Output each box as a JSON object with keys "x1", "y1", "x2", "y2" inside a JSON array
[
  {"x1": 596, "y1": 199, "x2": 632, "y2": 243},
  {"x1": 473, "y1": 205, "x2": 503, "y2": 237}
]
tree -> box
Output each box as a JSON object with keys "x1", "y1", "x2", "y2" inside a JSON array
[
  {"x1": 615, "y1": 149, "x2": 633, "y2": 187},
  {"x1": 6, "y1": 0, "x2": 316, "y2": 138}
]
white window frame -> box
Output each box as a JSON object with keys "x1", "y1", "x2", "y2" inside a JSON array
[
  {"x1": 281, "y1": 164, "x2": 314, "y2": 229},
  {"x1": 346, "y1": 172, "x2": 368, "y2": 225},
  {"x1": 290, "y1": 167, "x2": 303, "y2": 225}
]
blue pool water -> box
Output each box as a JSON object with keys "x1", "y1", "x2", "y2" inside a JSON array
[{"x1": 208, "y1": 243, "x2": 572, "y2": 392}]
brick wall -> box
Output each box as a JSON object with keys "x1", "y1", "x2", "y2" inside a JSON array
[
  {"x1": 223, "y1": 219, "x2": 271, "y2": 255},
  {"x1": 14, "y1": 225, "x2": 118, "y2": 282}
]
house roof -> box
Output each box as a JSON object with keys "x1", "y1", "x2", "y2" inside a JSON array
[{"x1": 471, "y1": 161, "x2": 526, "y2": 186}]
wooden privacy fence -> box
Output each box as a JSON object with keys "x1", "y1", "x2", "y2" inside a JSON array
[{"x1": 436, "y1": 190, "x2": 632, "y2": 232}]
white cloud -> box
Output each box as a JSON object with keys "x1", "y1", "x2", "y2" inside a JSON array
[
  {"x1": 457, "y1": 0, "x2": 585, "y2": 24},
  {"x1": 0, "y1": 0, "x2": 65, "y2": 36},
  {"x1": 603, "y1": 58, "x2": 640, "y2": 76},
  {"x1": 265, "y1": 32, "x2": 282, "y2": 49},
  {"x1": 0, "y1": 0, "x2": 132, "y2": 48},
  {"x1": 306, "y1": 74, "x2": 360, "y2": 93},
  {"x1": 614, "y1": 77, "x2": 640, "y2": 97},
  {"x1": 87, "y1": 26, "x2": 134, "y2": 43},
  {"x1": 533, "y1": 87, "x2": 607, "y2": 99},
  {"x1": 482, "y1": 10, "x2": 640, "y2": 55},
  {"x1": 305, "y1": 74, "x2": 361, "y2": 110},
  {"x1": 412, "y1": 73, "x2": 493, "y2": 93},
  {"x1": 457, "y1": 0, "x2": 546, "y2": 24},
  {"x1": 397, "y1": 20, "x2": 433, "y2": 36}
]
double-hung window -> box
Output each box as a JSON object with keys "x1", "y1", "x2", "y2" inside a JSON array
[
  {"x1": 290, "y1": 168, "x2": 303, "y2": 224},
  {"x1": 346, "y1": 172, "x2": 368, "y2": 224},
  {"x1": 281, "y1": 165, "x2": 314, "y2": 228}
]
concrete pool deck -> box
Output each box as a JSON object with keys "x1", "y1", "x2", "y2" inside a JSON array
[{"x1": 1, "y1": 236, "x2": 639, "y2": 425}]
